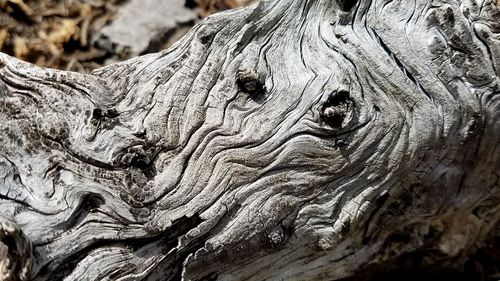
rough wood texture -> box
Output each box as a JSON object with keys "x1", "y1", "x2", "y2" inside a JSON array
[{"x1": 1, "y1": 0, "x2": 500, "y2": 280}]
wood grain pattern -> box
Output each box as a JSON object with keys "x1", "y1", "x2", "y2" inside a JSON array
[{"x1": 0, "y1": 0, "x2": 499, "y2": 280}]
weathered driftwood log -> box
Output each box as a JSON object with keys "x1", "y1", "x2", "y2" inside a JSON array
[
  {"x1": 96, "y1": 0, "x2": 198, "y2": 58},
  {"x1": 1, "y1": 0, "x2": 500, "y2": 280}
]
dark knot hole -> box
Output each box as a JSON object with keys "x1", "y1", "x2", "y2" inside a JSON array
[
  {"x1": 236, "y1": 68, "x2": 266, "y2": 98},
  {"x1": 321, "y1": 90, "x2": 353, "y2": 128},
  {"x1": 338, "y1": 0, "x2": 358, "y2": 12}
]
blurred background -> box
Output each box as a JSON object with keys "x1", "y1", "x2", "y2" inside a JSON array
[{"x1": 0, "y1": 0, "x2": 255, "y2": 72}]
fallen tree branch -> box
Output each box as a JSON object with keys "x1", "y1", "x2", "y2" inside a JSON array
[{"x1": 1, "y1": 0, "x2": 500, "y2": 280}]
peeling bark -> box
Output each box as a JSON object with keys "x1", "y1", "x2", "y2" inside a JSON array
[{"x1": 1, "y1": 0, "x2": 500, "y2": 280}]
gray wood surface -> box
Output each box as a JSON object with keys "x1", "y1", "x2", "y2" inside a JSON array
[{"x1": 0, "y1": 0, "x2": 499, "y2": 280}]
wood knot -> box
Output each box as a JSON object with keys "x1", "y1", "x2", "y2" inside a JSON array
[
  {"x1": 236, "y1": 68, "x2": 265, "y2": 96},
  {"x1": 320, "y1": 90, "x2": 354, "y2": 128},
  {"x1": 335, "y1": 0, "x2": 358, "y2": 24},
  {"x1": 120, "y1": 146, "x2": 156, "y2": 180},
  {"x1": 130, "y1": 154, "x2": 151, "y2": 169},
  {"x1": 122, "y1": 150, "x2": 151, "y2": 169},
  {"x1": 266, "y1": 223, "x2": 294, "y2": 249},
  {"x1": 92, "y1": 108, "x2": 119, "y2": 120},
  {"x1": 338, "y1": 0, "x2": 358, "y2": 12},
  {"x1": 267, "y1": 227, "x2": 285, "y2": 246},
  {"x1": 92, "y1": 108, "x2": 103, "y2": 120}
]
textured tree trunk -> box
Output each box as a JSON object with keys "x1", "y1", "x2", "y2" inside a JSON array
[{"x1": 1, "y1": 0, "x2": 500, "y2": 280}]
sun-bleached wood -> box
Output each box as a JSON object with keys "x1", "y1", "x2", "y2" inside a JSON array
[{"x1": 1, "y1": 0, "x2": 500, "y2": 280}]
